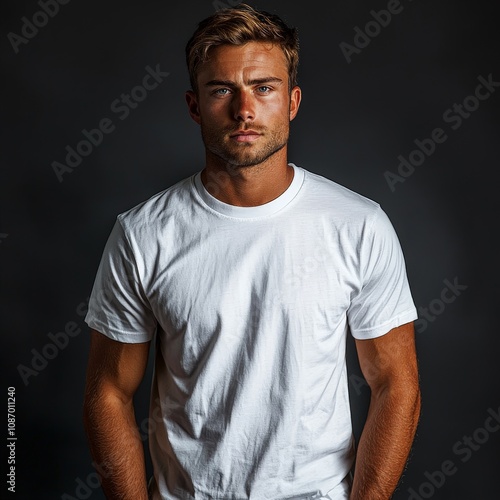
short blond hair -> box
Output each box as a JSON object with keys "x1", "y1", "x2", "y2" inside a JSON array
[{"x1": 185, "y1": 3, "x2": 299, "y2": 93}]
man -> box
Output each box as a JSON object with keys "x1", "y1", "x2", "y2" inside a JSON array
[{"x1": 83, "y1": 4, "x2": 421, "y2": 499}]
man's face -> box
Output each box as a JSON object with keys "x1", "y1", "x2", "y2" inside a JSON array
[{"x1": 186, "y1": 41, "x2": 301, "y2": 168}]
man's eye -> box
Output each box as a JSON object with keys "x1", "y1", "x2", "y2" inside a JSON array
[
  {"x1": 257, "y1": 86, "x2": 271, "y2": 93},
  {"x1": 214, "y1": 88, "x2": 230, "y2": 95}
]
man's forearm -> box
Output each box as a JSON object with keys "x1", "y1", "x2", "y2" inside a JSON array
[
  {"x1": 350, "y1": 385, "x2": 421, "y2": 499},
  {"x1": 83, "y1": 392, "x2": 149, "y2": 499}
]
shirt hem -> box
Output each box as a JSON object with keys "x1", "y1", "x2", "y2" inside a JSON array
[
  {"x1": 350, "y1": 307, "x2": 418, "y2": 340},
  {"x1": 84, "y1": 315, "x2": 153, "y2": 343}
]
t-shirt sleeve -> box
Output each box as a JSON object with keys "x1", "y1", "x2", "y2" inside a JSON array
[
  {"x1": 347, "y1": 205, "x2": 417, "y2": 339},
  {"x1": 84, "y1": 218, "x2": 157, "y2": 343}
]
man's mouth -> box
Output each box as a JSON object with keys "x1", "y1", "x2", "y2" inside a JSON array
[{"x1": 229, "y1": 130, "x2": 261, "y2": 142}]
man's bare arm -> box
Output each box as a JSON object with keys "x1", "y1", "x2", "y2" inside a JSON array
[
  {"x1": 83, "y1": 329, "x2": 151, "y2": 499},
  {"x1": 350, "y1": 322, "x2": 421, "y2": 500}
]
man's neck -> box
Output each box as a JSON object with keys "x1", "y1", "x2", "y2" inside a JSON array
[{"x1": 200, "y1": 153, "x2": 294, "y2": 207}]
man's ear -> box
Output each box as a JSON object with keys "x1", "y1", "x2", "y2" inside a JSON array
[
  {"x1": 185, "y1": 90, "x2": 201, "y2": 125},
  {"x1": 289, "y1": 85, "x2": 302, "y2": 121}
]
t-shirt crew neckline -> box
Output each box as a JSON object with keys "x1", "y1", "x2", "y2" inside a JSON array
[{"x1": 193, "y1": 163, "x2": 304, "y2": 219}]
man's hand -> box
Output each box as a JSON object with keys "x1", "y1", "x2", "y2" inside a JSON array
[
  {"x1": 83, "y1": 329, "x2": 151, "y2": 499},
  {"x1": 350, "y1": 321, "x2": 421, "y2": 499}
]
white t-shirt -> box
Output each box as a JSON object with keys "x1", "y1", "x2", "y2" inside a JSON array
[{"x1": 85, "y1": 163, "x2": 417, "y2": 500}]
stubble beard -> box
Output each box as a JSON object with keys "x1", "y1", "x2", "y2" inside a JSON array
[{"x1": 200, "y1": 122, "x2": 289, "y2": 171}]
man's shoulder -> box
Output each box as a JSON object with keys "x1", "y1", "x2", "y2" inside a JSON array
[
  {"x1": 301, "y1": 166, "x2": 381, "y2": 219},
  {"x1": 116, "y1": 172, "x2": 195, "y2": 233}
]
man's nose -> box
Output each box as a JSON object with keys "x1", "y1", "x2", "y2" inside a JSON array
[{"x1": 232, "y1": 90, "x2": 255, "y2": 122}]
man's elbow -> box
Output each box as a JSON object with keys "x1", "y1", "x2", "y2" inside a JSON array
[
  {"x1": 391, "y1": 376, "x2": 422, "y2": 427},
  {"x1": 372, "y1": 374, "x2": 422, "y2": 423}
]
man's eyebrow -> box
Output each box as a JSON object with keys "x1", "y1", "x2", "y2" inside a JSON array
[{"x1": 204, "y1": 77, "x2": 284, "y2": 87}]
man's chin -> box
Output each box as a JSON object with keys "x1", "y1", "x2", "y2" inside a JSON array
[
  {"x1": 226, "y1": 156, "x2": 276, "y2": 169},
  {"x1": 209, "y1": 150, "x2": 269, "y2": 168},
  {"x1": 214, "y1": 144, "x2": 287, "y2": 168}
]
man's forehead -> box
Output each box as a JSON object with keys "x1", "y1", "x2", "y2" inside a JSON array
[{"x1": 202, "y1": 42, "x2": 286, "y2": 69}]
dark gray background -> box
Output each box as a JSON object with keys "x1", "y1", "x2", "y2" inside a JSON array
[{"x1": 2, "y1": 0, "x2": 499, "y2": 498}]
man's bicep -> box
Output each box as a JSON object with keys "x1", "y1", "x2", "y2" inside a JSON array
[
  {"x1": 85, "y1": 329, "x2": 151, "y2": 403},
  {"x1": 354, "y1": 322, "x2": 419, "y2": 394}
]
